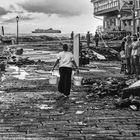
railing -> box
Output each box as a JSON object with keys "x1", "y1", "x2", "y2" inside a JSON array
[{"x1": 94, "y1": 0, "x2": 119, "y2": 13}]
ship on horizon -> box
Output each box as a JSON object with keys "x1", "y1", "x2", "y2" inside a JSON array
[{"x1": 32, "y1": 28, "x2": 61, "y2": 33}]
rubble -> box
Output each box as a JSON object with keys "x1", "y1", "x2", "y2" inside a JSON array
[
  {"x1": 1, "y1": 42, "x2": 140, "y2": 113},
  {"x1": 89, "y1": 47, "x2": 119, "y2": 61},
  {"x1": 82, "y1": 76, "x2": 140, "y2": 110},
  {"x1": 115, "y1": 96, "x2": 140, "y2": 110},
  {"x1": 83, "y1": 77, "x2": 127, "y2": 98},
  {"x1": 79, "y1": 46, "x2": 119, "y2": 65},
  {"x1": 0, "y1": 61, "x2": 6, "y2": 71}
]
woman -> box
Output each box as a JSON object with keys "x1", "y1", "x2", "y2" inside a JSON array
[
  {"x1": 52, "y1": 44, "x2": 79, "y2": 98},
  {"x1": 121, "y1": 37, "x2": 126, "y2": 51},
  {"x1": 125, "y1": 35, "x2": 132, "y2": 75},
  {"x1": 131, "y1": 34, "x2": 140, "y2": 77}
]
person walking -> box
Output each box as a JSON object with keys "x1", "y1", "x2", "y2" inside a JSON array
[
  {"x1": 125, "y1": 35, "x2": 132, "y2": 75},
  {"x1": 121, "y1": 37, "x2": 127, "y2": 51},
  {"x1": 52, "y1": 44, "x2": 79, "y2": 99},
  {"x1": 131, "y1": 34, "x2": 140, "y2": 78},
  {"x1": 94, "y1": 32, "x2": 99, "y2": 47},
  {"x1": 86, "y1": 31, "x2": 90, "y2": 48},
  {"x1": 70, "y1": 31, "x2": 74, "y2": 41},
  {"x1": 120, "y1": 37, "x2": 126, "y2": 73}
]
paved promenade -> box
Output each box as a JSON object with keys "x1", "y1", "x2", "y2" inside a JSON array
[{"x1": 0, "y1": 84, "x2": 140, "y2": 140}]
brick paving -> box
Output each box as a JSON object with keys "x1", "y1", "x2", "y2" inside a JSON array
[{"x1": 0, "y1": 85, "x2": 140, "y2": 140}]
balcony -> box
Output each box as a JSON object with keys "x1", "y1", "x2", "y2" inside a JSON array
[{"x1": 93, "y1": 0, "x2": 119, "y2": 16}]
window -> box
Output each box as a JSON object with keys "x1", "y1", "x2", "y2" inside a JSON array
[
  {"x1": 128, "y1": 20, "x2": 131, "y2": 26},
  {"x1": 135, "y1": 0, "x2": 139, "y2": 9}
]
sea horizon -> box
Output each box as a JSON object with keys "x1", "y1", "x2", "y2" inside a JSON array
[{"x1": 3, "y1": 32, "x2": 88, "y2": 38}]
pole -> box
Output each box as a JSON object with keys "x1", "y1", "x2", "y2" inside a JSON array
[
  {"x1": 132, "y1": 2, "x2": 136, "y2": 35},
  {"x1": 73, "y1": 34, "x2": 80, "y2": 67},
  {"x1": 119, "y1": 15, "x2": 121, "y2": 31},
  {"x1": 17, "y1": 20, "x2": 19, "y2": 44},
  {"x1": 2, "y1": 26, "x2": 4, "y2": 36}
]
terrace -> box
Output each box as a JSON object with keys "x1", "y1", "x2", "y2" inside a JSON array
[{"x1": 92, "y1": 0, "x2": 119, "y2": 16}]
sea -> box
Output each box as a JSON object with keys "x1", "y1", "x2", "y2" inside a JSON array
[{"x1": 4, "y1": 32, "x2": 86, "y2": 38}]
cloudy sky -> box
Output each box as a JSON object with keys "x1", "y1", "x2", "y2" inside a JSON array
[{"x1": 0, "y1": 0, "x2": 102, "y2": 34}]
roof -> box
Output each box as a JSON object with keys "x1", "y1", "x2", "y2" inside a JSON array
[
  {"x1": 121, "y1": 15, "x2": 132, "y2": 20},
  {"x1": 105, "y1": 31, "x2": 131, "y2": 33}
]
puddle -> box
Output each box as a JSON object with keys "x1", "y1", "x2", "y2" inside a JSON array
[
  {"x1": 89, "y1": 69, "x2": 106, "y2": 72},
  {"x1": 23, "y1": 50, "x2": 58, "y2": 62},
  {"x1": 5, "y1": 65, "x2": 52, "y2": 80},
  {"x1": 106, "y1": 67, "x2": 121, "y2": 70},
  {"x1": 75, "y1": 110, "x2": 84, "y2": 114},
  {"x1": 7, "y1": 66, "x2": 29, "y2": 80}
]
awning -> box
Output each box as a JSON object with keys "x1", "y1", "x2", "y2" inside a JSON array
[
  {"x1": 121, "y1": 16, "x2": 132, "y2": 20},
  {"x1": 105, "y1": 31, "x2": 131, "y2": 34}
]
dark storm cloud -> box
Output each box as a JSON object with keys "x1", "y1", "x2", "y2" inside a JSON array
[
  {"x1": 18, "y1": 0, "x2": 87, "y2": 17},
  {"x1": 0, "y1": 7, "x2": 9, "y2": 15}
]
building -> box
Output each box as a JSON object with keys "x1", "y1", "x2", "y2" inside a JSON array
[{"x1": 91, "y1": 0, "x2": 140, "y2": 36}]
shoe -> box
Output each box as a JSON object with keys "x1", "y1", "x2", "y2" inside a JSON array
[
  {"x1": 55, "y1": 95, "x2": 65, "y2": 100},
  {"x1": 59, "y1": 95, "x2": 69, "y2": 101},
  {"x1": 63, "y1": 94, "x2": 68, "y2": 97}
]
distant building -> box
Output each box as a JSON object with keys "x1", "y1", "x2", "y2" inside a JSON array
[{"x1": 91, "y1": 0, "x2": 140, "y2": 35}]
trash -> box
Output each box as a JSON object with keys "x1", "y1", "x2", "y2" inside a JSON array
[
  {"x1": 115, "y1": 95, "x2": 140, "y2": 110},
  {"x1": 0, "y1": 119, "x2": 4, "y2": 123},
  {"x1": 37, "y1": 104, "x2": 53, "y2": 110},
  {"x1": 75, "y1": 111, "x2": 84, "y2": 115},
  {"x1": 0, "y1": 91, "x2": 5, "y2": 94},
  {"x1": 115, "y1": 98, "x2": 131, "y2": 108},
  {"x1": 30, "y1": 119, "x2": 34, "y2": 122},
  {"x1": 77, "y1": 122, "x2": 86, "y2": 125},
  {"x1": 76, "y1": 101, "x2": 84, "y2": 104},
  {"x1": 130, "y1": 105, "x2": 137, "y2": 111},
  {"x1": 125, "y1": 79, "x2": 137, "y2": 86},
  {"x1": 129, "y1": 79, "x2": 140, "y2": 89}
]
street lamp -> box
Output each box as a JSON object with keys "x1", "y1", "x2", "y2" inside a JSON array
[
  {"x1": 132, "y1": 2, "x2": 136, "y2": 35},
  {"x1": 117, "y1": 14, "x2": 121, "y2": 31},
  {"x1": 16, "y1": 16, "x2": 19, "y2": 44}
]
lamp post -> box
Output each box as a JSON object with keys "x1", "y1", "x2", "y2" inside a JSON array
[
  {"x1": 117, "y1": 14, "x2": 121, "y2": 31},
  {"x1": 132, "y1": 2, "x2": 136, "y2": 35},
  {"x1": 16, "y1": 16, "x2": 19, "y2": 44}
]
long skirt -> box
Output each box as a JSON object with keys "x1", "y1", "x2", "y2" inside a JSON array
[
  {"x1": 58, "y1": 67, "x2": 72, "y2": 96},
  {"x1": 131, "y1": 56, "x2": 139, "y2": 76}
]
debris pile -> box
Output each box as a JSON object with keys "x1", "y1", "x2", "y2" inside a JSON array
[
  {"x1": 82, "y1": 77, "x2": 140, "y2": 110},
  {"x1": 0, "y1": 61, "x2": 6, "y2": 71},
  {"x1": 91, "y1": 47, "x2": 119, "y2": 61},
  {"x1": 80, "y1": 47, "x2": 119, "y2": 62},
  {"x1": 7, "y1": 57, "x2": 54, "y2": 67},
  {"x1": 115, "y1": 96, "x2": 140, "y2": 110},
  {"x1": 83, "y1": 77, "x2": 127, "y2": 99}
]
